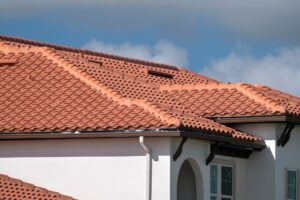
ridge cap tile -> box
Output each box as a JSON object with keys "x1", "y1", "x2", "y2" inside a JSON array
[
  {"x1": 0, "y1": 34, "x2": 184, "y2": 72},
  {"x1": 0, "y1": 35, "x2": 265, "y2": 142},
  {"x1": 160, "y1": 82, "x2": 287, "y2": 114}
]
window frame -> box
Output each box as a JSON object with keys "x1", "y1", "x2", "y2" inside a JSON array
[
  {"x1": 286, "y1": 168, "x2": 299, "y2": 200},
  {"x1": 210, "y1": 160, "x2": 235, "y2": 200}
]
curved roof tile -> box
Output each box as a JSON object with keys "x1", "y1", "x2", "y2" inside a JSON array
[
  {"x1": 0, "y1": 35, "x2": 271, "y2": 143},
  {"x1": 0, "y1": 173, "x2": 74, "y2": 200}
]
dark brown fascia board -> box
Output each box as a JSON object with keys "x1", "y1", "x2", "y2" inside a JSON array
[
  {"x1": 0, "y1": 129, "x2": 265, "y2": 150},
  {"x1": 210, "y1": 115, "x2": 300, "y2": 124},
  {"x1": 180, "y1": 130, "x2": 266, "y2": 150},
  {"x1": 0, "y1": 131, "x2": 181, "y2": 140}
]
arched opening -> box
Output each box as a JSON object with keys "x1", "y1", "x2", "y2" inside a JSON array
[{"x1": 177, "y1": 160, "x2": 197, "y2": 200}]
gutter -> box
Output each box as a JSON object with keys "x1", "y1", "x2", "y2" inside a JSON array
[
  {"x1": 0, "y1": 129, "x2": 180, "y2": 140},
  {"x1": 139, "y1": 136, "x2": 152, "y2": 200},
  {"x1": 0, "y1": 128, "x2": 265, "y2": 149},
  {"x1": 210, "y1": 115, "x2": 300, "y2": 124}
]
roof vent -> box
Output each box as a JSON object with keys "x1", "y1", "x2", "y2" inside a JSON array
[
  {"x1": 88, "y1": 59, "x2": 103, "y2": 66},
  {"x1": 0, "y1": 59, "x2": 17, "y2": 66},
  {"x1": 147, "y1": 70, "x2": 174, "y2": 79}
]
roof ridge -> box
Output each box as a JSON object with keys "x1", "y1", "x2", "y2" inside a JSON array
[
  {"x1": 236, "y1": 83, "x2": 286, "y2": 114},
  {"x1": 0, "y1": 173, "x2": 74, "y2": 199},
  {"x1": 0, "y1": 35, "x2": 184, "y2": 72},
  {"x1": 160, "y1": 82, "x2": 286, "y2": 114},
  {"x1": 254, "y1": 84, "x2": 300, "y2": 103}
]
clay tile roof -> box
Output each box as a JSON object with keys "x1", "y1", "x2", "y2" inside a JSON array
[
  {"x1": 161, "y1": 82, "x2": 300, "y2": 118},
  {"x1": 0, "y1": 173, "x2": 75, "y2": 200},
  {"x1": 0, "y1": 35, "x2": 269, "y2": 145}
]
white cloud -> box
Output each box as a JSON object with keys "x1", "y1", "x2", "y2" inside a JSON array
[
  {"x1": 83, "y1": 39, "x2": 188, "y2": 66},
  {"x1": 1, "y1": 0, "x2": 299, "y2": 42},
  {"x1": 202, "y1": 47, "x2": 300, "y2": 95}
]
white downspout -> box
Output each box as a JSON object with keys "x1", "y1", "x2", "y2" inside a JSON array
[{"x1": 139, "y1": 136, "x2": 152, "y2": 200}]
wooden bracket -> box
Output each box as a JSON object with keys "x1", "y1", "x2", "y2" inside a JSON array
[
  {"x1": 206, "y1": 142, "x2": 220, "y2": 165},
  {"x1": 277, "y1": 123, "x2": 295, "y2": 147},
  {"x1": 173, "y1": 137, "x2": 187, "y2": 161}
]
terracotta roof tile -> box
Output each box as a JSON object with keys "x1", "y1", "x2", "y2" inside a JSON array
[
  {"x1": 0, "y1": 49, "x2": 172, "y2": 132},
  {"x1": 161, "y1": 82, "x2": 293, "y2": 117},
  {"x1": 0, "y1": 35, "x2": 268, "y2": 143},
  {"x1": 254, "y1": 84, "x2": 300, "y2": 116},
  {"x1": 0, "y1": 173, "x2": 74, "y2": 200}
]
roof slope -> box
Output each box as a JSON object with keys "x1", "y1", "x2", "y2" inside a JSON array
[
  {"x1": 0, "y1": 35, "x2": 276, "y2": 145},
  {"x1": 0, "y1": 173, "x2": 74, "y2": 200},
  {"x1": 161, "y1": 82, "x2": 300, "y2": 119}
]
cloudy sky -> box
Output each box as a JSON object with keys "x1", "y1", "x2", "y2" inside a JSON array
[{"x1": 1, "y1": 0, "x2": 300, "y2": 95}]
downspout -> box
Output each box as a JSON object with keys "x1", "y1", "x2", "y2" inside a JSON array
[{"x1": 139, "y1": 136, "x2": 152, "y2": 200}]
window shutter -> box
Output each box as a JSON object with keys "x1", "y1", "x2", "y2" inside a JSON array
[
  {"x1": 297, "y1": 169, "x2": 300, "y2": 200},
  {"x1": 286, "y1": 168, "x2": 288, "y2": 200}
]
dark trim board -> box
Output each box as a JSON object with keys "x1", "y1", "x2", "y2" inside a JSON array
[
  {"x1": 213, "y1": 143, "x2": 254, "y2": 159},
  {"x1": 0, "y1": 129, "x2": 181, "y2": 140},
  {"x1": 211, "y1": 115, "x2": 300, "y2": 124},
  {"x1": 180, "y1": 130, "x2": 266, "y2": 150},
  {"x1": 0, "y1": 128, "x2": 266, "y2": 151}
]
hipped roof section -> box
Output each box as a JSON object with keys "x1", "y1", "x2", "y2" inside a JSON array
[
  {"x1": 161, "y1": 82, "x2": 300, "y2": 118},
  {"x1": 0, "y1": 35, "x2": 283, "y2": 146},
  {"x1": 0, "y1": 173, "x2": 75, "y2": 200}
]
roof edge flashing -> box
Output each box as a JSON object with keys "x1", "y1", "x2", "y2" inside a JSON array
[
  {"x1": 211, "y1": 115, "x2": 300, "y2": 124},
  {"x1": 0, "y1": 128, "x2": 181, "y2": 140}
]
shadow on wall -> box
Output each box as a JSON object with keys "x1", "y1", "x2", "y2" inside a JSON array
[{"x1": 0, "y1": 138, "x2": 167, "y2": 159}]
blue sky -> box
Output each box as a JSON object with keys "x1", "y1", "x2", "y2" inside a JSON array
[{"x1": 1, "y1": 0, "x2": 300, "y2": 95}]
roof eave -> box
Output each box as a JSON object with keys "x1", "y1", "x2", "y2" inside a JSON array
[
  {"x1": 180, "y1": 129, "x2": 266, "y2": 150},
  {"x1": 0, "y1": 129, "x2": 181, "y2": 140},
  {"x1": 0, "y1": 128, "x2": 265, "y2": 150}
]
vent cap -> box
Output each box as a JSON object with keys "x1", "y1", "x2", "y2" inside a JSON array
[{"x1": 147, "y1": 70, "x2": 174, "y2": 79}]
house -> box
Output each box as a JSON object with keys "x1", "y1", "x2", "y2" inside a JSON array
[{"x1": 0, "y1": 35, "x2": 299, "y2": 200}]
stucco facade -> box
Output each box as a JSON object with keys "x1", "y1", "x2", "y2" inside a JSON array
[
  {"x1": 0, "y1": 124, "x2": 299, "y2": 199},
  {"x1": 0, "y1": 137, "x2": 172, "y2": 200}
]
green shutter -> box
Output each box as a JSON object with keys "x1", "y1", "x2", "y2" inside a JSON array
[
  {"x1": 287, "y1": 170, "x2": 297, "y2": 200},
  {"x1": 221, "y1": 166, "x2": 233, "y2": 196},
  {"x1": 210, "y1": 165, "x2": 218, "y2": 194}
]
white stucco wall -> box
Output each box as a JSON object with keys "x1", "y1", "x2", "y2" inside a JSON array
[
  {"x1": 233, "y1": 123, "x2": 300, "y2": 200},
  {"x1": 275, "y1": 125, "x2": 300, "y2": 200},
  {"x1": 170, "y1": 123, "x2": 299, "y2": 200},
  {"x1": 0, "y1": 137, "x2": 172, "y2": 200},
  {"x1": 233, "y1": 123, "x2": 277, "y2": 200},
  {"x1": 1, "y1": 124, "x2": 299, "y2": 200}
]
